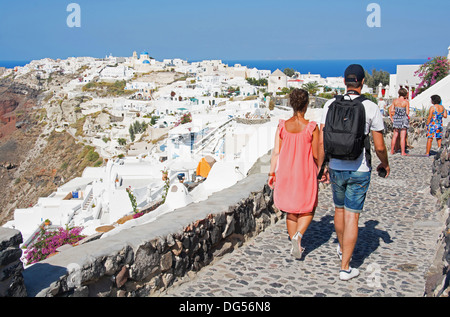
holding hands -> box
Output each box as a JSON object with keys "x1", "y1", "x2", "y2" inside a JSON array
[{"x1": 268, "y1": 173, "x2": 276, "y2": 189}]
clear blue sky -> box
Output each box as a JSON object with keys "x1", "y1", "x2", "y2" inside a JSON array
[{"x1": 0, "y1": 0, "x2": 449, "y2": 61}]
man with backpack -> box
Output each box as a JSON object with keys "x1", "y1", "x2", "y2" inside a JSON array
[{"x1": 318, "y1": 64, "x2": 390, "y2": 281}]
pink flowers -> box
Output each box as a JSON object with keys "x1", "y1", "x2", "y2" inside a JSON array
[
  {"x1": 174, "y1": 112, "x2": 193, "y2": 127},
  {"x1": 413, "y1": 56, "x2": 450, "y2": 98},
  {"x1": 24, "y1": 226, "x2": 86, "y2": 265},
  {"x1": 126, "y1": 186, "x2": 138, "y2": 214},
  {"x1": 133, "y1": 212, "x2": 144, "y2": 219}
]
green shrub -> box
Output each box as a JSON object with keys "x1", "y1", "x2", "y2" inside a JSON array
[
  {"x1": 94, "y1": 159, "x2": 103, "y2": 167},
  {"x1": 86, "y1": 149, "x2": 99, "y2": 162}
]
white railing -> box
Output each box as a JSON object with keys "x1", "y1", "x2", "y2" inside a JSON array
[{"x1": 193, "y1": 119, "x2": 232, "y2": 155}]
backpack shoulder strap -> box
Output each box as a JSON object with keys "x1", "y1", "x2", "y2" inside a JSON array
[
  {"x1": 354, "y1": 95, "x2": 367, "y2": 103},
  {"x1": 334, "y1": 95, "x2": 345, "y2": 102},
  {"x1": 354, "y1": 95, "x2": 372, "y2": 168}
]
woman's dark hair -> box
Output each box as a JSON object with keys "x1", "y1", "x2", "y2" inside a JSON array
[
  {"x1": 289, "y1": 88, "x2": 309, "y2": 113},
  {"x1": 431, "y1": 95, "x2": 441, "y2": 105},
  {"x1": 398, "y1": 88, "x2": 408, "y2": 97}
]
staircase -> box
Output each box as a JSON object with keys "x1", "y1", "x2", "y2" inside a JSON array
[
  {"x1": 193, "y1": 119, "x2": 232, "y2": 156},
  {"x1": 82, "y1": 192, "x2": 94, "y2": 212}
]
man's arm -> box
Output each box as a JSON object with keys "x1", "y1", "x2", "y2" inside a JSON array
[
  {"x1": 317, "y1": 124, "x2": 329, "y2": 182},
  {"x1": 318, "y1": 124, "x2": 325, "y2": 169},
  {"x1": 372, "y1": 130, "x2": 390, "y2": 177}
]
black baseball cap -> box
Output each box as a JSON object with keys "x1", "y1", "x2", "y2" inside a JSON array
[{"x1": 344, "y1": 64, "x2": 365, "y2": 82}]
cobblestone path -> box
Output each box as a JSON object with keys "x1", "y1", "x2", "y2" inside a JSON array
[{"x1": 162, "y1": 138, "x2": 445, "y2": 297}]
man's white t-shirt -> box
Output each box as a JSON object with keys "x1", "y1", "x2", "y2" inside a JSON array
[
  {"x1": 378, "y1": 99, "x2": 386, "y2": 111},
  {"x1": 320, "y1": 94, "x2": 385, "y2": 172}
]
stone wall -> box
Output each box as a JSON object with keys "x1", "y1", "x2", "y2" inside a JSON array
[
  {"x1": 22, "y1": 173, "x2": 283, "y2": 297},
  {"x1": 234, "y1": 117, "x2": 271, "y2": 125},
  {"x1": 0, "y1": 227, "x2": 27, "y2": 297},
  {"x1": 426, "y1": 122, "x2": 450, "y2": 297},
  {"x1": 7, "y1": 116, "x2": 442, "y2": 297}
]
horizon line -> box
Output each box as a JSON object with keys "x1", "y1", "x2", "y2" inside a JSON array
[{"x1": 0, "y1": 57, "x2": 429, "y2": 63}]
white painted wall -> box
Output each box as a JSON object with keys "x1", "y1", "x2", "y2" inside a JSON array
[{"x1": 410, "y1": 74, "x2": 450, "y2": 110}]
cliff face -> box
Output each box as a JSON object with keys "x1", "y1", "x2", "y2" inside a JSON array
[
  {"x1": 0, "y1": 78, "x2": 45, "y2": 224},
  {"x1": 427, "y1": 122, "x2": 450, "y2": 297},
  {"x1": 0, "y1": 75, "x2": 99, "y2": 226},
  {"x1": 0, "y1": 79, "x2": 40, "y2": 138},
  {"x1": 0, "y1": 99, "x2": 19, "y2": 123}
]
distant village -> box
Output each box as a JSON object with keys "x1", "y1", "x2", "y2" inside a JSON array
[{"x1": 1, "y1": 50, "x2": 439, "y2": 261}]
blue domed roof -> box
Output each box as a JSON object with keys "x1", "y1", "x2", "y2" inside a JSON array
[
  {"x1": 141, "y1": 51, "x2": 149, "y2": 55},
  {"x1": 143, "y1": 60, "x2": 150, "y2": 64}
]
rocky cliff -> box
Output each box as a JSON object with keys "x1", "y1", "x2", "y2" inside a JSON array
[
  {"x1": 426, "y1": 122, "x2": 450, "y2": 296},
  {"x1": 0, "y1": 73, "x2": 101, "y2": 226},
  {"x1": 0, "y1": 227, "x2": 26, "y2": 297}
]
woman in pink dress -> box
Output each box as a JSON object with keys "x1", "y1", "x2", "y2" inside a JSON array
[{"x1": 268, "y1": 88, "x2": 321, "y2": 260}]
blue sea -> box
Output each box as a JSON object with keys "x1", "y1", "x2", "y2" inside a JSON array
[
  {"x1": 222, "y1": 59, "x2": 427, "y2": 77},
  {"x1": 0, "y1": 61, "x2": 30, "y2": 69},
  {"x1": 0, "y1": 59, "x2": 428, "y2": 77}
]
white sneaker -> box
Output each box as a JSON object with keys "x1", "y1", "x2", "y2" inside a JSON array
[
  {"x1": 337, "y1": 244, "x2": 342, "y2": 260},
  {"x1": 291, "y1": 232, "x2": 303, "y2": 259},
  {"x1": 337, "y1": 244, "x2": 352, "y2": 261},
  {"x1": 339, "y1": 267, "x2": 360, "y2": 281}
]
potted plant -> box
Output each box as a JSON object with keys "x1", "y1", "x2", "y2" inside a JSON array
[
  {"x1": 44, "y1": 219, "x2": 51, "y2": 226},
  {"x1": 161, "y1": 169, "x2": 168, "y2": 181}
]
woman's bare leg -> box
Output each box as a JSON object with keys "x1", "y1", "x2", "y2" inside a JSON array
[
  {"x1": 391, "y1": 129, "x2": 399, "y2": 154},
  {"x1": 286, "y1": 212, "x2": 314, "y2": 238},
  {"x1": 426, "y1": 138, "x2": 433, "y2": 155},
  {"x1": 400, "y1": 129, "x2": 408, "y2": 155}
]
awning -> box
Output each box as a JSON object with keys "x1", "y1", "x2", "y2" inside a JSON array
[{"x1": 196, "y1": 156, "x2": 216, "y2": 178}]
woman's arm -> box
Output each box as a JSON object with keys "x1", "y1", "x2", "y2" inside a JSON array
[
  {"x1": 389, "y1": 104, "x2": 395, "y2": 122},
  {"x1": 268, "y1": 126, "x2": 282, "y2": 189},
  {"x1": 426, "y1": 106, "x2": 434, "y2": 125},
  {"x1": 311, "y1": 125, "x2": 320, "y2": 167}
]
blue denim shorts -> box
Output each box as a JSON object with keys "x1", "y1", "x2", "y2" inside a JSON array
[{"x1": 329, "y1": 169, "x2": 371, "y2": 213}]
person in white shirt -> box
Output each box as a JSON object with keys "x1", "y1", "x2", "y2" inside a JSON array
[
  {"x1": 378, "y1": 98, "x2": 387, "y2": 116},
  {"x1": 318, "y1": 64, "x2": 390, "y2": 281}
]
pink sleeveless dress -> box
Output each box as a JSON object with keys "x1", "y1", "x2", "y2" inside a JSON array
[{"x1": 274, "y1": 119, "x2": 318, "y2": 214}]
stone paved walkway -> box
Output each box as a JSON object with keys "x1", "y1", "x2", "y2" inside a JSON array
[{"x1": 162, "y1": 137, "x2": 445, "y2": 297}]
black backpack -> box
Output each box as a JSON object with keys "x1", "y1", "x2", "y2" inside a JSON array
[{"x1": 323, "y1": 94, "x2": 371, "y2": 165}]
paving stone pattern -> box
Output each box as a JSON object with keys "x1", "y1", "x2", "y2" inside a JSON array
[{"x1": 163, "y1": 138, "x2": 444, "y2": 297}]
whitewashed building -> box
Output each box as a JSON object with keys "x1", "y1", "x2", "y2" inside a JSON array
[
  {"x1": 100, "y1": 65, "x2": 134, "y2": 80},
  {"x1": 268, "y1": 69, "x2": 288, "y2": 93}
]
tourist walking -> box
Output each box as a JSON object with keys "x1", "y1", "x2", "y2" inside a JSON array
[
  {"x1": 268, "y1": 88, "x2": 320, "y2": 260},
  {"x1": 390, "y1": 88, "x2": 410, "y2": 156},
  {"x1": 318, "y1": 64, "x2": 390, "y2": 281},
  {"x1": 426, "y1": 94, "x2": 447, "y2": 156},
  {"x1": 378, "y1": 98, "x2": 387, "y2": 116}
]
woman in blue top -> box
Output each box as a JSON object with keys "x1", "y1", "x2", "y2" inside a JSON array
[{"x1": 426, "y1": 95, "x2": 447, "y2": 156}]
